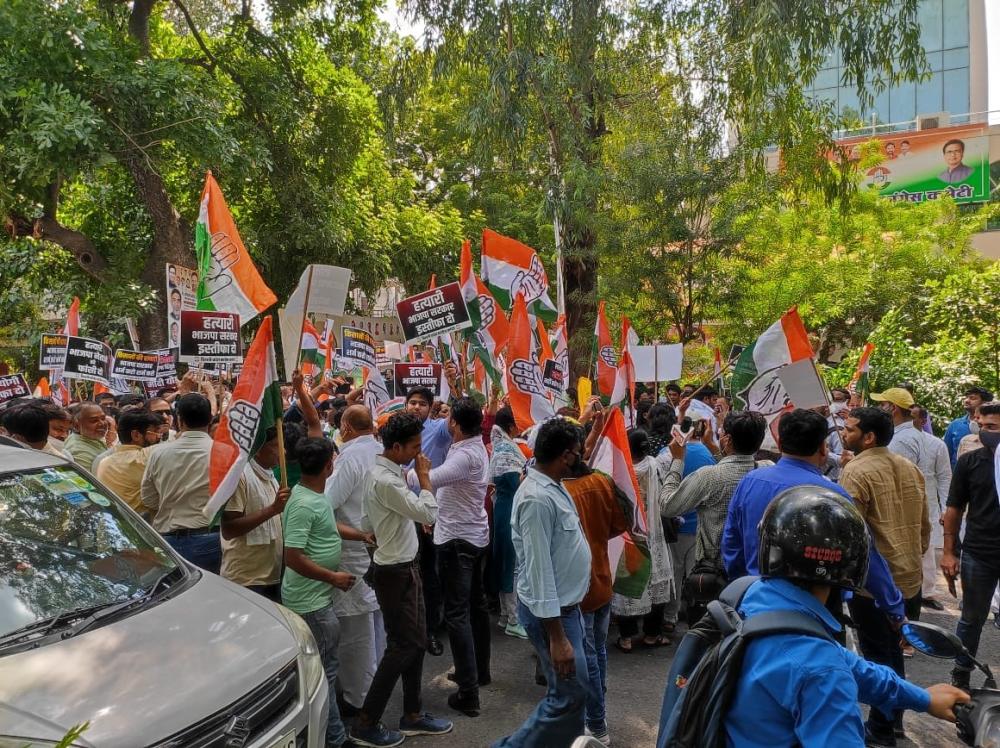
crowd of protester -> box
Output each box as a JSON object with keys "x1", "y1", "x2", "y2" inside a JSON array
[{"x1": 1, "y1": 368, "x2": 995, "y2": 748}]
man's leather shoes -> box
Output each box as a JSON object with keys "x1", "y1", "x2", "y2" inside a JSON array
[
  {"x1": 922, "y1": 598, "x2": 945, "y2": 611},
  {"x1": 427, "y1": 635, "x2": 444, "y2": 656}
]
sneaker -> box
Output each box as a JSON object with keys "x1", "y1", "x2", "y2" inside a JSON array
[
  {"x1": 497, "y1": 615, "x2": 508, "y2": 629},
  {"x1": 349, "y1": 723, "x2": 405, "y2": 748},
  {"x1": 447, "y1": 690, "x2": 481, "y2": 717},
  {"x1": 952, "y1": 667, "x2": 972, "y2": 691},
  {"x1": 505, "y1": 622, "x2": 528, "y2": 639},
  {"x1": 584, "y1": 724, "x2": 612, "y2": 746},
  {"x1": 399, "y1": 713, "x2": 454, "y2": 737}
]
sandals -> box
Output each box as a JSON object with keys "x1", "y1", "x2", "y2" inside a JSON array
[
  {"x1": 614, "y1": 637, "x2": 633, "y2": 654},
  {"x1": 641, "y1": 634, "x2": 673, "y2": 647}
]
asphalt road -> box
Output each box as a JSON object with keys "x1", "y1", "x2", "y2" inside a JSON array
[{"x1": 371, "y1": 585, "x2": 997, "y2": 748}]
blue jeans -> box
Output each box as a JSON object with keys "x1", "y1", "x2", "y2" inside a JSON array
[
  {"x1": 582, "y1": 603, "x2": 611, "y2": 732},
  {"x1": 956, "y1": 551, "x2": 1000, "y2": 670},
  {"x1": 165, "y1": 531, "x2": 221, "y2": 574},
  {"x1": 301, "y1": 602, "x2": 348, "y2": 746},
  {"x1": 491, "y1": 600, "x2": 591, "y2": 748}
]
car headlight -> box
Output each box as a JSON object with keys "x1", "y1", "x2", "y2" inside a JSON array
[{"x1": 275, "y1": 604, "x2": 325, "y2": 698}]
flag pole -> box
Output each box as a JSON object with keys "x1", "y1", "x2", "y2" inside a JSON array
[
  {"x1": 686, "y1": 357, "x2": 739, "y2": 403},
  {"x1": 293, "y1": 265, "x2": 315, "y2": 378},
  {"x1": 274, "y1": 311, "x2": 289, "y2": 489}
]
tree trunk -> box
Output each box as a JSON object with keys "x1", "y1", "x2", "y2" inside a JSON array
[
  {"x1": 563, "y1": 225, "x2": 598, "y2": 380},
  {"x1": 121, "y1": 153, "x2": 195, "y2": 349}
]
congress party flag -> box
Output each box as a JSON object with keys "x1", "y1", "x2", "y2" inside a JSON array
[
  {"x1": 299, "y1": 319, "x2": 322, "y2": 376},
  {"x1": 552, "y1": 315, "x2": 569, "y2": 392},
  {"x1": 505, "y1": 293, "x2": 555, "y2": 434},
  {"x1": 481, "y1": 229, "x2": 558, "y2": 322},
  {"x1": 849, "y1": 342, "x2": 876, "y2": 403},
  {"x1": 195, "y1": 171, "x2": 277, "y2": 325},
  {"x1": 609, "y1": 316, "x2": 638, "y2": 424},
  {"x1": 204, "y1": 316, "x2": 282, "y2": 518},
  {"x1": 593, "y1": 301, "x2": 617, "y2": 400},
  {"x1": 731, "y1": 307, "x2": 814, "y2": 449},
  {"x1": 589, "y1": 407, "x2": 650, "y2": 598},
  {"x1": 459, "y1": 239, "x2": 480, "y2": 325},
  {"x1": 463, "y1": 255, "x2": 510, "y2": 383}
]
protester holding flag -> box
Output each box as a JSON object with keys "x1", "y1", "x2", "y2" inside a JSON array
[
  {"x1": 493, "y1": 418, "x2": 592, "y2": 748},
  {"x1": 281, "y1": 437, "x2": 355, "y2": 748},
  {"x1": 141, "y1": 393, "x2": 219, "y2": 572},
  {"x1": 219, "y1": 422, "x2": 302, "y2": 602}
]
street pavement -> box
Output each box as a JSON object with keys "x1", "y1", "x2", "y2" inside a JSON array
[{"x1": 380, "y1": 587, "x2": 998, "y2": 747}]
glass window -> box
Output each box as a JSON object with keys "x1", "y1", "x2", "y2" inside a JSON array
[
  {"x1": 918, "y1": 0, "x2": 943, "y2": 51},
  {"x1": 872, "y1": 88, "x2": 891, "y2": 124},
  {"x1": 889, "y1": 81, "x2": 917, "y2": 122},
  {"x1": 839, "y1": 86, "x2": 861, "y2": 122},
  {"x1": 814, "y1": 66, "x2": 839, "y2": 89},
  {"x1": 942, "y1": 67, "x2": 970, "y2": 115},
  {"x1": 916, "y1": 70, "x2": 944, "y2": 115},
  {"x1": 924, "y1": 50, "x2": 943, "y2": 72},
  {"x1": 942, "y1": 47, "x2": 969, "y2": 70},
  {"x1": 942, "y1": 0, "x2": 969, "y2": 49}
]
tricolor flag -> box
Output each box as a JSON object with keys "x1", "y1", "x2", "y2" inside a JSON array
[
  {"x1": 481, "y1": 229, "x2": 558, "y2": 322},
  {"x1": 849, "y1": 342, "x2": 875, "y2": 403},
  {"x1": 204, "y1": 316, "x2": 283, "y2": 518},
  {"x1": 731, "y1": 307, "x2": 814, "y2": 449},
  {"x1": 589, "y1": 408, "x2": 651, "y2": 598},
  {"x1": 536, "y1": 318, "x2": 554, "y2": 369},
  {"x1": 463, "y1": 247, "x2": 510, "y2": 382},
  {"x1": 195, "y1": 171, "x2": 277, "y2": 324},
  {"x1": 593, "y1": 301, "x2": 617, "y2": 399},
  {"x1": 322, "y1": 319, "x2": 337, "y2": 379},
  {"x1": 33, "y1": 377, "x2": 51, "y2": 398},
  {"x1": 459, "y1": 239, "x2": 479, "y2": 326},
  {"x1": 552, "y1": 315, "x2": 569, "y2": 394},
  {"x1": 50, "y1": 296, "x2": 80, "y2": 406},
  {"x1": 63, "y1": 297, "x2": 80, "y2": 337},
  {"x1": 505, "y1": 293, "x2": 555, "y2": 434},
  {"x1": 609, "y1": 316, "x2": 638, "y2": 424},
  {"x1": 298, "y1": 319, "x2": 322, "y2": 376},
  {"x1": 362, "y1": 365, "x2": 391, "y2": 417}
]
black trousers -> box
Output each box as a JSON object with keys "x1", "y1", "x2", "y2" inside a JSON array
[
  {"x1": 361, "y1": 561, "x2": 426, "y2": 722},
  {"x1": 418, "y1": 526, "x2": 443, "y2": 635},
  {"x1": 438, "y1": 539, "x2": 492, "y2": 694},
  {"x1": 618, "y1": 603, "x2": 667, "y2": 639}
]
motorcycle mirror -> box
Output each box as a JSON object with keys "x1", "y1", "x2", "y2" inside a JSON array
[{"x1": 901, "y1": 621, "x2": 965, "y2": 659}]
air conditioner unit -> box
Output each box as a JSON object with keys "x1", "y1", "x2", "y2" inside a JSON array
[{"x1": 916, "y1": 112, "x2": 950, "y2": 130}]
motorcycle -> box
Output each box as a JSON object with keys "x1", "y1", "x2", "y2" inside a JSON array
[{"x1": 902, "y1": 620, "x2": 1000, "y2": 747}]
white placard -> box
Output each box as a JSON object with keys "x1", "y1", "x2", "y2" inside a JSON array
[
  {"x1": 632, "y1": 344, "x2": 683, "y2": 382},
  {"x1": 776, "y1": 358, "x2": 829, "y2": 410}
]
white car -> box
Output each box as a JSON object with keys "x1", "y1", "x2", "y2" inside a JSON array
[{"x1": 0, "y1": 444, "x2": 328, "y2": 748}]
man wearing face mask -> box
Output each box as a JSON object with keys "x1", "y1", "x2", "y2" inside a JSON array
[
  {"x1": 942, "y1": 403, "x2": 1000, "y2": 691},
  {"x1": 944, "y1": 386, "x2": 993, "y2": 467},
  {"x1": 958, "y1": 405, "x2": 984, "y2": 459}
]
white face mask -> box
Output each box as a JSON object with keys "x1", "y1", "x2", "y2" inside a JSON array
[
  {"x1": 971, "y1": 420, "x2": 981, "y2": 435},
  {"x1": 830, "y1": 402, "x2": 848, "y2": 415}
]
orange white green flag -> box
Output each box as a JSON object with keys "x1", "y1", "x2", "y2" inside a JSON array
[
  {"x1": 462, "y1": 238, "x2": 510, "y2": 382},
  {"x1": 481, "y1": 229, "x2": 558, "y2": 322},
  {"x1": 589, "y1": 407, "x2": 651, "y2": 598},
  {"x1": 203, "y1": 316, "x2": 282, "y2": 518},
  {"x1": 505, "y1": 293, "x2": 555, "y2": 434},
  {"x1": 593, "y1": 300, "x2": 617, "y2": 400},
  {"x1": 195, "y1": 171, "x2": 277, "y2": 324},
  {"x1": 609, "y1": 316, "x2": 639, "y2": 423},
  {"x1": 849, "y1": 342, "x2": 876, "y2": 403}
]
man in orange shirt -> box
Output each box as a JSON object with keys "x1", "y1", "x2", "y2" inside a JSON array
[{"x1": 564, "y1": 417, "x2": 630, "y2": 746}]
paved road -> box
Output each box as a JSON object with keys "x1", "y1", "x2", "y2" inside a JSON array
[{"x1": 372, "y1": 587, "x2": 997, "y2": 747}]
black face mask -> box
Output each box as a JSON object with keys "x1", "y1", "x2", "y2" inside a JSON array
[{"x1": 980, "y1": 431, "x2": 1000, "y2": 451}]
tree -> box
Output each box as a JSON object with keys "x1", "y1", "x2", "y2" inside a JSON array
[{"x1": 401, "y1": 0, "x2": 926, "y2": 374}]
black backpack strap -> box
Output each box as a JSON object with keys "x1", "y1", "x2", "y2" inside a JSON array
[
  {"x1": 739, "y1": 610, "x2": 835, "y2": 643},
  {"x1": 717, "y1": 575, "x2": 760, "y2": 608}
]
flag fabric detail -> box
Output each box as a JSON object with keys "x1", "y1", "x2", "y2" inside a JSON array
[
  {"x1": 505, "y1": 293, "x2": 555, "y2": 434},
  {"x1": 481, "y1": 229, "x2": 558, "y2": 322},
  {"x1": 204, "y1": 316, "x2": 282, "y2": 518},
  {"x1": 195, "y1": 171, "x2": 277, "y2": 324},
  {"x1": 593, "y1": 300, "x2": 617, "y2": 399},
  {"x1": 849, "y1": 342, "x2": 875, "y2": 403},
  {"x1": 609, "y1": 316, "x2": 638, "y2": 425}
]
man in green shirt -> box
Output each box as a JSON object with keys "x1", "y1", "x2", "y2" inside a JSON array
[
  {"x1": 282, "y1": 437, "x2": 356, "y2": 748},
  {"x1": 64, "y1": 401, "x2": 110, "y2": 471}
]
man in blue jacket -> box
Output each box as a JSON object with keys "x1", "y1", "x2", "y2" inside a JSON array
[
  {"x1": 943, "y1": 386, "x2": 993, "y2": 466},
  {"x1": 722, "y1": 408, "x2": 905, "y2": 623},
  {"x1": 724, "y1": 486, "x2": 968, "y2": 747}
]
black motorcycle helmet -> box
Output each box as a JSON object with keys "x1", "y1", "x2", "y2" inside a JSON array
[{"x1": 758, "y1": 485, "x2": 871, "y2": 589}]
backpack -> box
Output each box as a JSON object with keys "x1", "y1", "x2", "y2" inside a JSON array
[{"x1": 656, "y1": 576, "x2": 835, "y2": 748}]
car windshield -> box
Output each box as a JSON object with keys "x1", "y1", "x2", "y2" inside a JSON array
[{"x1": 0, "y1": 464, "x2": 179, "y2": 639}]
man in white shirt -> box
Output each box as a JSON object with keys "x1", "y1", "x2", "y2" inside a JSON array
[
  {"x1": 909, "y1": 405, "x2": 953, "y2": 611},
  {"x1": 351, "y1": 413, "x2": 452, "y2": 748},
  {"x1": 325, "y1": 405, "x2": 384, "y2": 715},
  {"x1": 407, "y1": 397, "x2": 491, "y2": 717},
  {"x1": 141, "y1": 393, "x2": 219, "y2": 572}
]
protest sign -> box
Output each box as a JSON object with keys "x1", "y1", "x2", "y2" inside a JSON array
[
  {"x1": 631, "y1": 344, "x2": 683, "y2": 382},
  {"x1": 394, "y1": 363, "x2": 442, "y2": 398},
  {"x1": 342, "y1": 327, "x2": 377, "y2": 370},
  {"x1": 40, "y1": 334, "x2": 69, "y2": 370},
  {"x1": 153, "y1": 348, "x2": 178, "y2": 381},
  {"x1": 332, "y1": 314, "x2": 404, "y2": 343},
  {"x1": 179, "y1": 311, "x2": 242, "y2": 364},
  {"x1": 542, "y1": 360, "x2": 565, "y2": 395},
  {"x1": 776, "y1": 358, "x2": 829, "y2": 410},
  {"x1": 166, "y1": 264, "x2": 198, "y2": 349},
  {"x1": 112, "y1": 349, "x2": 160, "y2": 381},
  {"x1": 63, "y1": 336, "x2": 113, "y2": 385},
  {"x1": 280, "y1": 265, "x2": 353, "y2": 378},
  {"x1": 396, "y1": 282, "x2": 472, "y2": 344},
  {"x1": 0, "y1": 374, "x2": 31, "y2": 404}
]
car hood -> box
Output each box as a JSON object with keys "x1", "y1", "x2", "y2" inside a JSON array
[{"x1": 0, "y1": 572, "x2": 298, "y2": 747}]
